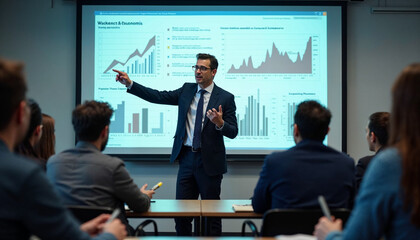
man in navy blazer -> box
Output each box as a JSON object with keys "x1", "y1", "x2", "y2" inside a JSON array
[
  {"x1": 114, "y1": 53, "x2": 238, "y2": 235},
  {"x1": 355, "y1": 112, "x2": 390, "y2": 193},
  {"x1": 252, "y1": 100, "x2": 355, "y2": 214}
]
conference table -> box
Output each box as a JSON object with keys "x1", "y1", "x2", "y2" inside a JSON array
[
  {"x1": 125, "y1": 199, "x2": 262, "y2": 236},
  {"x1": 126, "y1": 199, "x2": 201, "y2": 218},
  {"x1": 200, "y1": 200, "x2": 262, "y2": 235},
  {"x1": 126, "y1": 199, "x2": 202, "y2": 235}
]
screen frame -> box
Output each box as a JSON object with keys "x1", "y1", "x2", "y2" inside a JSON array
[{"x1": 76, "y1": 0, "x2": 347, "y2": 162}]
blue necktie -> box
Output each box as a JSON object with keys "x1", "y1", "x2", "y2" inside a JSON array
[{"x1": 193, "y1": 89, "x2": 206, "y2": 150}]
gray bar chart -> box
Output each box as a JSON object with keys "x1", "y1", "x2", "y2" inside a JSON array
[
  {"x1": 110, "y1": 101, "x2": 165, "y2": 134},
  {"x1": 237, "y1": 90, "x2": 268, "y2": 136},
  {"x1": 288, "y1": 102, "x2": 298, "y2": 136}
]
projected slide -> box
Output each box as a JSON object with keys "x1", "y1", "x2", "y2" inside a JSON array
[{"x1": 88, "y1": 9, "x2": 330, "y2": 154}]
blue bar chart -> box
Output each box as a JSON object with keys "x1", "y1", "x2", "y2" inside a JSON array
[
  {"x1": 103, "y1": 36, "x2": 157, "y2": 75},
  {"x1": 126, "y1": 51, "x2": 155, "y2": 74},
  {"x1": 110, "y1": 101, "x2": 125, "y2": 133}
]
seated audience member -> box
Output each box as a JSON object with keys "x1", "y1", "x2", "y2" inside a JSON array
[
  {"x1": 355, "y1": 112, "x2": 390, "y2": 192},
  {"x1": 34, "y1": 113, "x2": 56, "y2": 165},
  {"x1": 314, "y1": 63, "x2": 420, "y2": 240},
  {"x1": 0, "y1": 58, "x2": 126, "y2": 240},
  {"x1": 47, "y1": 100, "x2": 154, "y2": 235},
  {"x1": 252, "y1": 100, "x2": 355, "y2": 213},
  {"x1": 15, "y1": 99, "x2": 43, "y2": 162}
]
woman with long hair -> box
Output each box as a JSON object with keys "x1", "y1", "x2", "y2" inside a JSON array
[
  {"x1": 15, "y1": 99, "x2": 42, "y2": 160},
  {"x1": 34, "y1": 113, "x2": 55, "y2": 164},
  {"x1": 314, "y1": 63, "x2": 420, "y2": 239}
]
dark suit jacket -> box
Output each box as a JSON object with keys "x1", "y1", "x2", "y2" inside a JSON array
[
  {"x1": 252, "y1": 140, "x2": 355, "y2": 213},
  {"x1": 128, "y1": 82, "x2": 238, "y2": 176},
  {"x1": 355, "y1": 148, "x2": 383, "y2": 193},
  {"x1": 0, "y1": 140, "x2": 115, "y2": 240}
]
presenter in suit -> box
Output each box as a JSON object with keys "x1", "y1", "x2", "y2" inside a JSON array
[{"x1": 113, "y1": 53, "x2": 238, "y2": 236}]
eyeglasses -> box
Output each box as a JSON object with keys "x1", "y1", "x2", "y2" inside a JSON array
[{"x1": 192, "y1": 65, "x2": 211, "y2": 72}]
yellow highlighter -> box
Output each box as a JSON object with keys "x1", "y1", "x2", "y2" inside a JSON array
[{"x1": 151, "y1": 182, "x2": 163, "y2": 191}]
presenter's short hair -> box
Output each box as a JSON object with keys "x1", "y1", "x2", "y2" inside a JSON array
[
  {"x1": 0, "y1": 59, "x2": 27, "y2": 130},
  {"x1": 368, "y1": 112, "x2": 390, "y2": 146},
  {"x1": 72, "y1": 100, "x2": 113, "y2": 142},
  {"x1": 197, "y1": 53, "x2": 218, "y2": 70},
  {"x1": 294, "y1": 100, "x2": 331, "y2": 142}
]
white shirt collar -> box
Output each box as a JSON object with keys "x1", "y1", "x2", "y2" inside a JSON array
[{"x1": 197, "y1": 82, "x2": 214, "y2": 94}]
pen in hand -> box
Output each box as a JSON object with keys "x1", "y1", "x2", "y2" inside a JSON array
[
  {"x1": 151, "y1": 182, "x2": 162, "y2": 191},
  {"x1": 105, "y1": 208, "x2": 121, "y2": 224},
  {"x1": 318, "y1": 195, "x2": 332, "y2": 221}
]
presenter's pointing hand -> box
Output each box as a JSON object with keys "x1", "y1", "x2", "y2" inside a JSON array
[
  {"x1": 206, "y1": 105, "x2": 224, "y2": 128},
  {"x1": 112, "y1": 69, "x2": 132, "y2": 87}
]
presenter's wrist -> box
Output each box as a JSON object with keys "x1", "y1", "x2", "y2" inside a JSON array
[
  {"x1": 216, "y1": 121, "x2": 224, "y2": 130},
  {"x1": 126, "y1": 80, "x2": 134, "y2": 89}
]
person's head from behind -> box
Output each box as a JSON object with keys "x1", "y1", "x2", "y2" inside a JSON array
[
  {"x1": 194, "y1": 53, "x2": 218, "y2": 88},
  {"x1": 389, "y1": 63, "x2": 420, "y2": 226},
  {"x1": 34, "y1": 114, "x2": 55, "y2": 161},
  {"x1": 293, "y1": 100, "x2": 331, "y2": 144},
  {"x1": 15, "y1": 99, "x2": 43, "y2": 157},
  {"x1": 72, "y1": 100, "x2": 113, "y2": 151},
  {"x1": 0, "y1": 58, "x2": 29, "y2": 149},
  {"x1": 366, "y1": 112, "x2": 390, "y2": 152}
]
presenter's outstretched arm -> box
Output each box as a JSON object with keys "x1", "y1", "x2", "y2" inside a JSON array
[{"x1": 113, "y1": 69, "x2": 132, "y2": 87}]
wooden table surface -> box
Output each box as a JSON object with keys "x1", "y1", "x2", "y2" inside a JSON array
[
  {"x1": 126, "y1": 199, "x2": 201, "y2": 217},
  {"x1": 200, "y1": 199, "x2": 262, "y2": 218}
]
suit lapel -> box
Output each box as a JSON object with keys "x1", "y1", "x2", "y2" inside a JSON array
[
  {"x1": 182, "y1": 84, "x2": 198, "y2": 118},
  {"x1": 203, "y1": 84, "x2": 220, "y2": 128}
]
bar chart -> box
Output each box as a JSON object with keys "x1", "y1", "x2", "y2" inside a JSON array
[
  {"x1": 110, "y1": 101, "x2": 125, "y2": 133},
  {"x1": 287, "y1": 102, "x2": 298, "y2": 136},
  {"x1": 124, "y1": 51, "x2": 155, "y2": 74},
  {"x1": 237, "y1": 90, "x2": 269, "y2": 137},
  {"x1": 110, "y1": 101, "x2": 165, "y2": 135},
  {"x1": 103, "y1": 36, "x2": 157, "y2": 75}
]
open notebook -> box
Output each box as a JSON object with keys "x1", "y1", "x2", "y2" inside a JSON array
[
  {"x1": 276, "y1": 234, "x2": 316, "y2": 240},
  {"x1": 232, "y1": 204, "x2": 254, "y2": 212}
]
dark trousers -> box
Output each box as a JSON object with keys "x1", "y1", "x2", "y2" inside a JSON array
[{"x1": 175, "y1": 146, "x2": 223, "y2": 236}]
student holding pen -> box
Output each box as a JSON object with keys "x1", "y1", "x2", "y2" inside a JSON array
[{"x1": 314, "y1": 63, "x2": 420, "y2": 240}]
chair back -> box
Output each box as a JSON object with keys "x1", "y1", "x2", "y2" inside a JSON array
[
  {"x1": 67, "y1": 205, "x2": 114, "y2": 223},
  {"x1": 260, "y1": 208, "x2": 351, "y2": 236}
]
